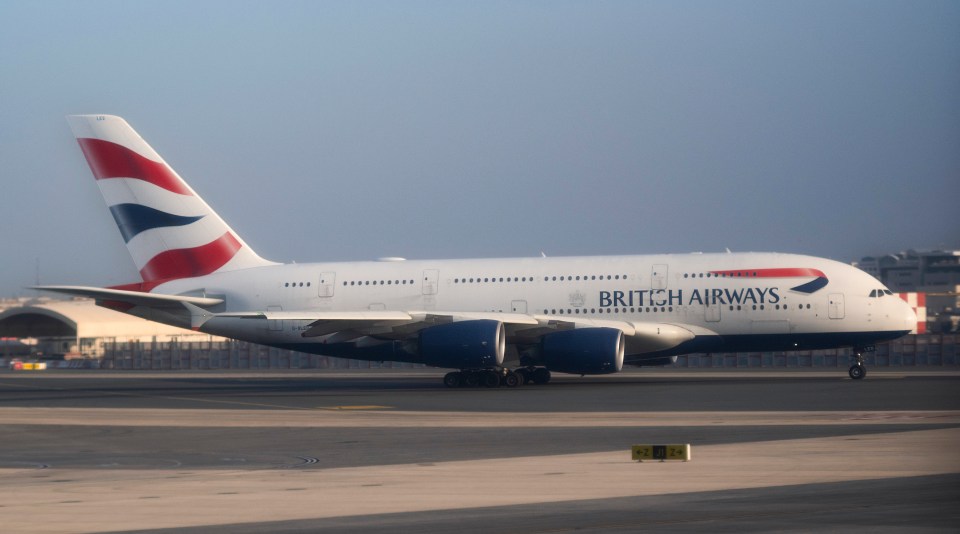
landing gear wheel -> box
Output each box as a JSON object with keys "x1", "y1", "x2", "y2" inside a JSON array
[
  {"x1": 463, "y1": 371, "x2": 481, "y2": 388},
  {"x1": 848, "y1": 364, "x2": 866, "y2": 380},
  {"x1": 482, "y1": 371, "x2": 501, "y2": 388},
  {"x1": 532, "y1": 367, "x2": 552, "y2": 384},
  {"x1": 516, "y1": 368, "x2": 533, "y2": 385},
  {"x1": 849, "y1": 349, "x2": 867, "y2": 380},
  {"x1": 503, "y1": 371, "x2": 520, "y2": 388},
  {"x1": 443, "y1": 372, "x2": 462, "y2": 388}
]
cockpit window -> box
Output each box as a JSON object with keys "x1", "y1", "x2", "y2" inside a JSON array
[
  {"x1": 869, "y1": 289, "x2": 877, "y2": 298},
  {"x1": 883, "y1": 289, "x2": 893, "y2": 296}
]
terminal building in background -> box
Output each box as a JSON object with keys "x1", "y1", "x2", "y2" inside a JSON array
[
  {"x1": 0, "y1": 297, "x2": 217, "y2": 360},
  {"x1": 855, "y1": 250, "x2": 960, "y2": 333}
]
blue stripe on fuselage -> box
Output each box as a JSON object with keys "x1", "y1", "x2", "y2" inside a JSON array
[{"x1": 790, "y1": 277, "x2": 829, "y2": 294}]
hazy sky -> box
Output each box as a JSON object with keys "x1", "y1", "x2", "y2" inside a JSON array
[{"x1": 1, "y1": 1, "x2": 958, "y2": 296}]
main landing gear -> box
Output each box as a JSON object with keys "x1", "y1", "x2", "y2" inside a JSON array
[
  {"x1": 848, "y1": 349, "x2": 867, "y2": 380},
  {"x1": 443, "y1": 367, "x2": 552, "y2": 388}
]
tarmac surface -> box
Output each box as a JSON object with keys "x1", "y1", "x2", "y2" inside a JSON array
[{"x1": 0, "y1": 368, "x2": 958, "y2": 533}]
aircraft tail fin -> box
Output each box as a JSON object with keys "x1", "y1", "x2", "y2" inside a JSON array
[{"x1": 66, "y1": 115, "x2": 276, "y2": 288}]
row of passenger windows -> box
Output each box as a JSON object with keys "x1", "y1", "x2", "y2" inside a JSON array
[
  {"x1": 725, "y1": 303, "x2": 813, "y2": 311},
  {"x1": 343, "y1": 280, "x2": 417, "y2": 286},
  {"x1": 541, "y1": 303, "x2": 814, "y2": 315},
  {"x1": 683, "y1": 272, "x2": 759, "y2": 278},
  {"x1": 544, "y1": 307, "x2": 672, "y2": 315},
  {"x1": 340, "y1": 272, "x2": 773, "y2": 286},
  {"x1": 283, "y1": 282, "x2": 311, "y2": 288},
  {"x1": 455, "y1": 274, "x2": 628, "y2": 284}
]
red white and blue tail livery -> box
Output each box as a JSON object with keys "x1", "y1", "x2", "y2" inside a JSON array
[
  {"x1": 39, "y1": 115, "x2": 916, "y2": 384},
  {"x1": 66, "y1": 115, "x2": 276, "y2": 290}
]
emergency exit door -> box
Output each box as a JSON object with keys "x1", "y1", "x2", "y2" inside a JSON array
[
  {"x1": 318, "y1": 272, "x2": 336, "y2": 298},
  {"x1": 828, "y1": 293, "x2": 845, "y2": 319},
  {"x1": 651, "y1": 264, "x2": 668, "y2": 290},
  {"x1": 422, "y1": 270, "x2": 439, "y2": 295}
]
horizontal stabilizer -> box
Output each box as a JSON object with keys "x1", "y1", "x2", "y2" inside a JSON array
[
  {"x1": 32, "y1": 285, "x2": 224, "y2": 308},
  {"x1": 216, "y1": 310, "x2": 414, "y2": 322}
]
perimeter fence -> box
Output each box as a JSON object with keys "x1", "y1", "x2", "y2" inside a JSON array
[
  {"x1": 80, "y1": 334, "x2": 959, "y2": 370},
  {"x1": 673, "y1": 334, "x2": 958, "y2": 368}
]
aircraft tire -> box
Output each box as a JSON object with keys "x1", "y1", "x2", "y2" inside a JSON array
[
  {"x1": 443, "y1": 372, "x2": 463, "y2": 388},
  {"x1": 848, "y1": 364, "x2": 866, "y2": 380},
  {"x1": 516, "y1": 368, "x2": 532, "y2": 385},
  {"x1": 463, "y1": 371, "x2": 481, "y2": 388},
  {"x1": 533, "y1": 367, "x2": 551, "y2": 384},
  {"x1": 482, "y1": 371, "x2": 501, "y2": 388},
  {"x1": 503, "y1": 371, "x2": 520, "y2": 388}
]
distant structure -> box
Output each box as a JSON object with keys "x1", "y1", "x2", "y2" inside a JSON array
[
  {"x1": 0, "y1": 298, "x2": 219, "y2": 359},
  {"x1": 855, "y1": 250, "x2": 960, "y2": 333}
]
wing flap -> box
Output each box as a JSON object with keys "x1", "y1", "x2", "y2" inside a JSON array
[{"x1": 297, "y1": 311, "x2": 538, "y2": 339}]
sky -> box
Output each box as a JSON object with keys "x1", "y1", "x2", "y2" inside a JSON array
[{"x1": 1, "y1": 1, "x2": 958, "y2": 296}]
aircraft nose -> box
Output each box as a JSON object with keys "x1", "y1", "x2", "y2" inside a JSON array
[{"x1": 896, "y1": 298, "x2": 918, "y2": 333}]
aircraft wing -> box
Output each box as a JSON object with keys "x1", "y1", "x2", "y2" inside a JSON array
[
  {"x1": 209, "y1": 308, "x2": 696, "y2": 354},
  {"x1": 259, "y1": 310, "x2": 697, "y2": 354},
  {"x1": 33, "y1": 285, "x2": 699, "y2": 356},
  {"x1": 298, "y1": 311, "x2": 538, "y2": 338}
]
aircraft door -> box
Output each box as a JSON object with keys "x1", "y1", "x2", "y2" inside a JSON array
[
  {"x1": 651, "y1": 264, "x2": 668, "y2": 290},
  {"x1": 422, "y1": 269, "x2": 440, "y2": 295},
  {"x1": 318, "y1": 272, "x2": 336, "y2": 298},
  {"x1": 705, "y1": 302, "x2": 721, "y2": 322},
  {"x1": 828, "y1": 293, "x2": 845, "y2": 319},
  {"x1": 267, "y1": 305, "x2": 283, "y2": 331}
]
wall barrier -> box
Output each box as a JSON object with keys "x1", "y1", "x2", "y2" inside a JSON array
[
  {"x1": 73, "y1": 334, "x2": 960, "y2": 371},
  {"x1": 97, "y1": 339, "x2": 426, "y2": 370},
  {"x1": 673, "y1": 334, "x2": 958, "y2": 368}
]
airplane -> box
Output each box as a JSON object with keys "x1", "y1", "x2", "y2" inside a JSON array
[{"x1": 37, "y1": 115, "x2": 917, "y2": 387}]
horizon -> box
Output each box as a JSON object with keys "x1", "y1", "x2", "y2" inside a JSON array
[{"x1": 2, "y1": 1, "x2": 958, "y2": 296}]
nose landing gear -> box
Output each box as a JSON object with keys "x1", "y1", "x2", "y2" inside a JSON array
[{"x1": 848, "y1": 348, "x2": 867, "y2": 380}]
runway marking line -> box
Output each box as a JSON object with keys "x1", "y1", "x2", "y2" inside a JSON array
[
  {"x1": 317, "y1": 405, "x2": 393, "y2": 410},
  {"x1": 0, "y1": 379, "x2": 318, "y2": 411}
]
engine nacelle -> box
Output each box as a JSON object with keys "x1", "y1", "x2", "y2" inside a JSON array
[
  {"x1": 541, "y1": 328, "x2": 624, "y2": 375},
  {"x1": 418, "y1": 320, "x2": 505, "y2": 369}
]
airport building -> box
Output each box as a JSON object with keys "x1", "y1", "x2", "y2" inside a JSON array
[
  {"x1": 0, "y1": 298, "x2": 217, "y2": 359},
  {"x1": 0, "y1": 298, "x2": 415, "y2": 369}
]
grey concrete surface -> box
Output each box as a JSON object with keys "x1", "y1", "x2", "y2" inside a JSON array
[{"x1": 0, "y1": 369, "x2": 957, "y2": 533}]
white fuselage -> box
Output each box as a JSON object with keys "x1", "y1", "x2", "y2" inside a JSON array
[{"x1": 150, "y1": 251, "x2": 916, "y2": 364}]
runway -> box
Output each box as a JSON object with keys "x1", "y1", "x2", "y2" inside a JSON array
[{"x1": 0, "y1": 369, "x2": 958, "y2": 533}]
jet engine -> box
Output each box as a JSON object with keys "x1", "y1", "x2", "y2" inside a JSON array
[
  {"x1": 541, "y1": 328, "x2": 624, "y2": 375},
  {"x1": 418, "y1": 320, "x2": 505, "y2": 369}
]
